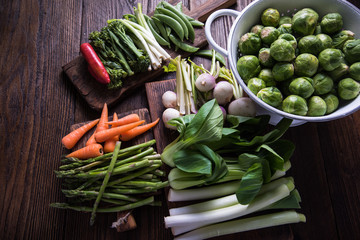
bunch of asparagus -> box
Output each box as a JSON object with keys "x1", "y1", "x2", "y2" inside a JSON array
[{"x1": 51, "y1": 139, "x2": 168, "y2": 225}]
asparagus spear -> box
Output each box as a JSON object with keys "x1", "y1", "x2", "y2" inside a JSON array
[
  {"x1": 90, "y1": 141, "x2": 121, "y2": 226},
  {"x1": 50, "y1": 196, "x2": 154, "y2": 213}
]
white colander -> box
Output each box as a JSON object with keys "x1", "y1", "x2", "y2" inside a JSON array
[{"x1": 205, "y1": 0, "x2": 360, "y2": 126}]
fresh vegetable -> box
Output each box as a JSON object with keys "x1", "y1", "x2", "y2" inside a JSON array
[
  {"x1": 119, "y1": 118, "x2": 160, "y2": 141},
  {"x1": 237, "y1": 7, "x2": 360, "y2": 117},
  {"x1": 213, "y1": 81, "x2": 234, "y2": 105},
  {"x1": 87, "y1": 103, "x2": 109, "y2": 146},
  {"x1": 104, "y1": 113, "x2": 119, "y2": 153},
  {"x1": 173, "y1": 211, "x2": 305, "y2": 240},
  {"x1": 106, "y1": 113, "x2": 140, "y2": 127},
  {"x1": 52, "y1": 139, "x2": 168, "y2": 225},
  {"x1": 166, "y1": 180, "x2": 295, "y2": 235},
  {"x1": 90, "y1": 141, "x2": 121, "y2": 225},
  {"x1": 261, "y1": 8, "x2": 280, "y2": 27},
  {"x1": 62, "y1": 119, "x2": 99, "y2": 149},
  {"x1": 162, "y1": 91, "x2": 177, "y2": 108},
  {"x1": 195, "y1": 73, "x2": 216, "y2": 92},
  {"x1": 227, "y1": 97, "x2": 257, "y2": 117},
  {"x1": 66, "y1": 144, "x2": 104, "y2": 159},
  {"x1": 163, "y1": 108, "x2": 181, "y2": 130},
  {"x1": 80, "y1": 43, "x2": 111, "y2": 85},
  {"x1": 94, "y1": 120, "x2": 145, "y2": 142}
]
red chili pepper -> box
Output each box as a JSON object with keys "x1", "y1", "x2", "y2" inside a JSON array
[{"x1": 80, "y1": 43, "x2": 110, "y2": 85}]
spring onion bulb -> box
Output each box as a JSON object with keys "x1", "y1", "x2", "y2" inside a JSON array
[{"x1": 174, "y1": 210, "x2": 306, "y2": 240}]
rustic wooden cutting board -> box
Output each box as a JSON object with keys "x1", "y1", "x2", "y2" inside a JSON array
[
  {"x1": 145, "y1": 80, "x2": 295, "y2": 239},
  {"x1": 68, "y1": 108, "x2": 154, "y2": 232},
  {"x1": 62, "y1": 0, "x2": 236, "y2": 111}
]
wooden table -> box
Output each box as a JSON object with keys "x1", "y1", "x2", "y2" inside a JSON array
[{"x1": 1, "y1": 0, "x2": 359, "y2": 239}]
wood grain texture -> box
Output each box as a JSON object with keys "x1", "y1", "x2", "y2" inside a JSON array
[
  {"x1": 62, "y1": 0, "x2": 234, "y2": 111},
  {"x1": 1, "y1": 0, "x2": 360, "y2": 239}
]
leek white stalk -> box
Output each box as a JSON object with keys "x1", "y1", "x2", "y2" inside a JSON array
[
  {"x1": 169, "y1": 177, "x2": 294, "y2": 215},
  {"x1": 174, "y1": 210, "x2": 306, "y2": 240},
  {"x1": 166, "y1": 182, "x2": 294, "y2": 235}
]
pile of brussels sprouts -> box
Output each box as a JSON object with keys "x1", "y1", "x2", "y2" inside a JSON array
[{"x1": 237, "y1": 7, "x2": 360, "y2": 116}]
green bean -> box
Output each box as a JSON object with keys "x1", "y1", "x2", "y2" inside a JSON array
[
  {"x1": 169, "y1": 34, "x2": 199, "y2": 53},
  {"x1": 162, "y1": 1, "x2": 195, "y2": 42},
  {"x1": 156, "y1": 7, "x2": 189, "y2": 40},
  {"x1": 153, "y1": 13, "x2": 184, "y2": 41},
  {"x1": 195, "y1": 49, "x2": 227, "y2": 66},
  {"x1": 146, "y1": 18, "x2": 171, "y2": 47},
  {"x1": 190, "y1": 19, "x2": 204, "y2": 27},
  {"x1": 152, "y1": 16, "x2": 170, "y2": 42}
]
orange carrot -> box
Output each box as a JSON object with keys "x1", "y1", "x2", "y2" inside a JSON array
[
  {"x1": 104, "y1": 113, "x2": 119, "y2": 153},
  {"x1": 119, "y1": 118, "x2": 160, "y2": 141},
  {"x1": 94, "y1": 120, "x2": 145, "y2": 143},
  {"x1": 66, "y1": 144, "x2": 104, "y2": 159},
  {"x1": 106, "y1": 113, "x2": 140, "y2": 127},
  {"x1": 85, "y1": 103, "x2": 109, "y2": 146},
  {"x1": 62, "y1": 119, "x2": 99, "y2": 149}
]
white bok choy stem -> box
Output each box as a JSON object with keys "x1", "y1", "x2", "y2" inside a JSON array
[
  {"x1": 167, "y1": 162, "x2": 292, "y2": 203},
  {"x1": 169, "y1": 177, "x2": 294, "y2": 216},
  {"x1": 166, "y1": 182, "x2": 294, "y2": 236},
  {"x1": 174, "y1": 210, "x2": 306, "y2": 240}
]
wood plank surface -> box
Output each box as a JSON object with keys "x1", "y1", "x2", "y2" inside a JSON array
[{"x1": 1, "y1": 0, "x2": 360, "y2": 239}]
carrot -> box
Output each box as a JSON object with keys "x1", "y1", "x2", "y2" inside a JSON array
[
  {"x1": 119, "y1": 118, "x2": 160, "y2": 141},
  {"x1": 104, "y1": 113, "x2": 119, "y2": 153},
  {"x1": 106, "y1": 113, "x2": 140, "y2": 127},
  {"x1": 66, "y1": 144, "x2": 104, "y2": 159},
  {"x1": 85, "y1": 103, "x2": 109, "y2": 146},
  {"x1": 94, "y1": 120, "x2": 145, "y2": 143},
  {"x1": 62, "y1": 119, "x2": 99, "y2": 149}
]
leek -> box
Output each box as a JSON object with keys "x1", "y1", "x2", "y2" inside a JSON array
[{"x1": 174, "y1": 210, "x2": 306, "y2": 240}]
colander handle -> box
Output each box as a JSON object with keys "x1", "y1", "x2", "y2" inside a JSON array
[{"x1": 205, "y1": 9, "x2": 240, "y2": 57}]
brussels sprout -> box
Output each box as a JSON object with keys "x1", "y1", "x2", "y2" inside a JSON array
[
  {"x1": 316, "y1": 34, "x2": 333, "y2": 52},
  {"x1": 298, "y1": 35, "x2": 322, "y2": 55},
  {"x1": 247, "y1": 77, "x2": 266, "y2": 95},
  {"x1": 294, "y1": 53, "x2": 319, "y2": 77},
  {"x1": 260, "y1": 27, "x2": 280, "y2": 45},
  {"x1": 282, "y1": 95, "x2": 308, "y2": 116},
  {"x1": 343, "y1": 39, "x2": 360, "y2": 64},
  {"x1": 258, "y1": 48, "x2": 275, "y2": 67},
  {"x1": 261, "y1": 8, "x2": 280, "y2": 27},
  {"x1": 272, "y1": 62, "x2": 294, "y2": 82},
  {"x1": 328, "y1": 63, "x2": 349, "y2": 81},
  {"x1": 313, "y1": 73, "x2": 334, "y2": 95},
  {"x1": 292, "y1": 8, "x2": 319, "y2": 35},
  {"x1": 307, "y1": 96, "x2": 327, "y2": 116},
  {"x1": 289, "y1": 77, "x2": 314, "y2": 98},
  {"x1": 251, "y1": 25, "x2": 264, "y2": 36},
  {"x1": 349, "y1": 62, "x2": 360, "y2": 81},
  {"x1": 320, "y1": 13, "x2": 343, "y2": 34},
  {"x1": 279, "y1": 16, "x2": 292, "y2": 25},
  {"x1": 270, "y1": 39, "x2": 296, "y2": 62},
  {"x1": 278, "y1": 33, "x2": 297, "y2": 49},
  {"x1": 338, "y1": 78, "x2": 360, "y2": 100},
  {"x1": 258, "y1": 69, "x2": 276, "y2": 86},
  {"x1": 257, "y1": 87, "x2": 283, "y2": 107},
  {"x1": 318, "y1": 48, "x2": 344, "y2": 71},
  {"x1": 237, "y1": 55, "x2": 262, "y2": 82},
  {"x1": 278, "y1": 24, "x2": 292, "y2": 35},
  {"x1": 323, "y1": 93, "x2": 339, "y2": 114},
  {"x1": 238, "y1": 32, "x2": 262, "y2": 55},
  {"x1": 332, "y1": 30, "x2": 355, "y2": 49}
]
